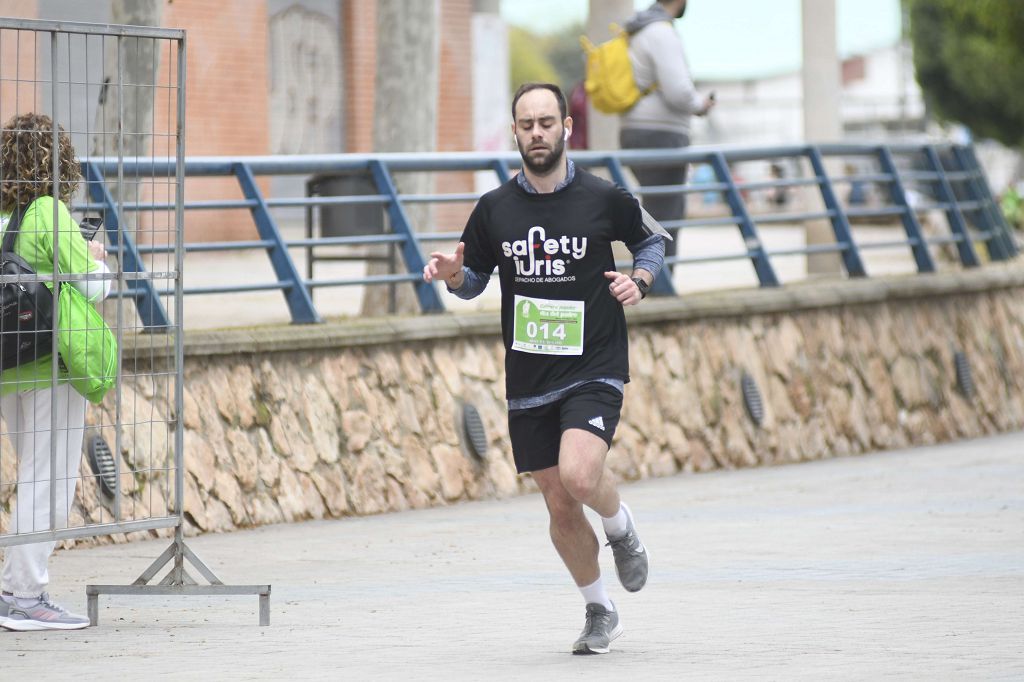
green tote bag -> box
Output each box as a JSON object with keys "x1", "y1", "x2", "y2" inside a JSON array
[{"x1": 56, "y1": 283, "x2": 117, "y2": 404}]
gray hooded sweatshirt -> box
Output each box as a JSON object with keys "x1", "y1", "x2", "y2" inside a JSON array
[{"x1": 622, "y1": 3, "x2": 704, "y2": 135}]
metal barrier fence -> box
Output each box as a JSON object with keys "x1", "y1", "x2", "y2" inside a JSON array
[
  {"x1": 80, "y1": 142, "x2": 1018, "y2": 327},
  {"x1": 0, "y1": 18, "x2": 267, "y2": 626}
]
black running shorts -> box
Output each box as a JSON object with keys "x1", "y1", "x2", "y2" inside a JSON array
[{"x1": 507, "y1": 381, "x2": 623, "y2": 473}]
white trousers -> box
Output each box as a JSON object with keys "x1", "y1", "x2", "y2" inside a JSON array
[{"x1": 0, "y1": 385, "x2": 87, "y2": 597}]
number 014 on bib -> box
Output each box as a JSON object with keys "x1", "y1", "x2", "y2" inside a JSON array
[{"x1": 511, "y1": 295, "x2": 584, "y2": 356}]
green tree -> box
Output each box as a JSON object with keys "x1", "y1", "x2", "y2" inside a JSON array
[
  {"x1": 508, "y1": 23, "x2": 588, "y2": 99},
  {"x1": 544, "y1": 23, "x2": 587, "y2": 91},
  {"x1": 905, "y1": 0, "x2": 1024, "y2": 147},
  {"x1": 509, "y1": 27, "x2": 559, "y2": 96}
]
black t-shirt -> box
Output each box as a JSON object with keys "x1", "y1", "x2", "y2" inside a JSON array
[{"x1": 461, "y1": 168, "x2": 647, "y2": 400}]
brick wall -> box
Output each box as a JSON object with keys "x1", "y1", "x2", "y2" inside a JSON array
[
  {"x1": 0, "y1": 2, "x2": 42, "y2": 127},
  {"x1": 435, "y1": 0, "x2": 476, "y2": 233},
  {"x1": 344, "y1": 0, "x2": 475, "y2": 157},
  {"x1": 342, "y1": 0, "x2": 377, "y2": 153},
  {"x1": 437, "y1": 0, "x2": 473, "y2": 154},
  {"x1": 161, "y1": 0, "x2": 270, "y2": 160},
  {"x1": 0, "y1": 1, "x2": 481, "y2": 241},
  {"x1": 159, "y1": 0, "x2": 271, "y2": 241},
  {"x1": 342, "y1": 0, "x2": 476, "y2": 235}
]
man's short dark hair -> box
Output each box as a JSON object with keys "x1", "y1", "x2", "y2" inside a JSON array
[{"x1": 511, "y1": 83, "x2": 567, "y2": 121}]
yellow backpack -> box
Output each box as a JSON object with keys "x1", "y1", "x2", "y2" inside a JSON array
[{"x1": 580, "y1": 24, "x2": 656, "y2": 114}]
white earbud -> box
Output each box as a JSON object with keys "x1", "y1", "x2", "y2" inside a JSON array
[{"x1": 564, "y1": 129, "x2": 570, "y2": 141}]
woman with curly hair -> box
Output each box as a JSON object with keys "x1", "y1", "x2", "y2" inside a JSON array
[{"x1": 0, "y1": 112, "x2": 111, "y2": 631}]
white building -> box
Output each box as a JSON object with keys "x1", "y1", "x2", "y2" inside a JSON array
[
  {"x1": 693, "y1": 41, "x2": 924, "y2": 147},
  {"x1": 692, "y1": 40, "x2": 1020, "y2": 192}
]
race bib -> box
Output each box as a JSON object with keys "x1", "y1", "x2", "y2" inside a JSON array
[{"x1": 511, "y1": 295, "x2": 584, "y2": 356}]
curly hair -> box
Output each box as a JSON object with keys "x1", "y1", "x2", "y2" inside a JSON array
[{"x1": 0, "y1": 112, "x2": 81, "y2": 213}]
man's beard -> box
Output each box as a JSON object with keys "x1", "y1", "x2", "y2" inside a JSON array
[{"x1": 517, "y1": 134, "x2": 566, "y2": 176}]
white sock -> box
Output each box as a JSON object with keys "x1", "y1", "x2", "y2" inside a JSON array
[
  {"x1": 579, "y1": 577, "x2": 614, "y2": 611},
  {"x1": 601, "y1": 502, "x2": 630, "y2": 539}
]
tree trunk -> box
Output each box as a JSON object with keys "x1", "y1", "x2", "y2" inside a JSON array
[
  {"x1": 90, "y1": 0, "x2": 165, "y2": 166},
  {"x1": 91, "y1": 0, "x2": 166, "y2": 326},
  {"x1": 362, "y1": 0, "x2": 440, "y2": 316}
]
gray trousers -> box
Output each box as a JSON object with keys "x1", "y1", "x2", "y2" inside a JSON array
[
  {"x1": 619, "y1": 128, "x2": 691, "y2": 263},
  {"x1": 1, "y1": 385, "x2": 87, "y2": 597}
]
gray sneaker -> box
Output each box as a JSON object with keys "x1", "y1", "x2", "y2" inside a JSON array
[
  {"x1": 573, "y1": 602, "x2": 623, "y2": 655},
  {"x1": 606, "y1": 502, "x2": 649, "y2": 592},
  {"x1": 0, "y1": 593, "x2": 90, "y2": 631}
]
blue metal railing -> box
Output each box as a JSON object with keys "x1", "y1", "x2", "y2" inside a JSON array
[{"x1": 80, "y1": 142, "x2": 1018, "y2": 328}]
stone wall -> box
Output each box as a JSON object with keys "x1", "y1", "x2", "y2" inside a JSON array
[{"x1": 3, "y1": 266, "x2": 1024, "y2": 545}]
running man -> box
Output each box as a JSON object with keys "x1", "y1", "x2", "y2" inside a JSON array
[{"x1": 423, "y1": 83, "x2": 665, "y2": 655}]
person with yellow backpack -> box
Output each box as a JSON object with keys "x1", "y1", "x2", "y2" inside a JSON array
[{"x1": 584, "y1": 0, "x2": 715, "y2": 276}]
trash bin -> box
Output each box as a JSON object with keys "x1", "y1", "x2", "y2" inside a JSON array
[
  {"x1": 304, "y1": 172, "x2": 394, "y2": 309},
  {"x1": 307, "y1": 172, "x2": 385, "y2": 238}
]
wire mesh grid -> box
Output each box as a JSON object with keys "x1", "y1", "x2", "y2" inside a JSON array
[{"x1": 0, "y1": 21, "x2": 184, "y2": 549}]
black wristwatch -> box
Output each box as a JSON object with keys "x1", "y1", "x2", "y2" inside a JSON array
[{"x1": 631, "y1": 277, "x2": 650, "y2": 299}]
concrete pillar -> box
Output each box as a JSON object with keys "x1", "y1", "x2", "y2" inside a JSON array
[
  {"x1": 471, "y1": 0, "x2": 509, "y2": 204},
  {"x1": 801, "y1": 0, "x2": 843, "y2": 276},
  {"x1": 801, "y1": 0, "x2": 841, "y2": 142},
  {"x1": 472, "y1": 0, "x2": 509, "y2": 153},
  {"x1": 586, "y1": 0, "x2": 633, "y2": 150}
]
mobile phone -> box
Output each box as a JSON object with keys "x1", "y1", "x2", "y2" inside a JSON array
[{"x1": 79, "y1": 216, "x2": 103, "y2": 241}]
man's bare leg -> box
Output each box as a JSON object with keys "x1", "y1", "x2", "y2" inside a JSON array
[
  {"x1": 531, "y1": 428, "x2": 617, "y2": 586},
  {"x1": 532, "y1": 429, "x2": 625, "y2": 654},
  {"x1": 558, "y1": 428, "x2": 619, "y2": 518}
]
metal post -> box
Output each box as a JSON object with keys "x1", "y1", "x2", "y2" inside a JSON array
[
  {"x1": 49, "y1": 30, "x2": 60, "y2": 534},
  {"x1": 173, "y1": 30, "x2": 188, "y2": 585},
  {"x1": 305, "y1": 178, "x2": 316, "y2": 299},
  {"x1": 604, "y1": 155, "x2": 676, "y2": 296},
  {"x1": 368, "y1": 159, "x2": 445, "y2": 313},
  {"x1": 709, "y1": 152, "x2": 779, "y2": 286},
  {"x1": 876, "y1": 146, "x2": 936, "y2": 273},
  {"x1": 113, "y1": 32, "x2": 125, "y2": 522},
  {"x1": 233, "y1": 162, "x2": 322, "y2": 324},
  {"x1": 807, "y1": 147, "x2": 867, "y2": 277},
  {"x1": 491, "y1": 158, "x2": 511, "y2": 184},
  {"x1": 954, "y1": 145, "x2": 1017, "y2": 260},
  {"x1": 923, "y1": 145, "x2": 980, "y2": 268},
  {"x1": 949, "y1": 146, "x2": 1005, "y2": 261},
  {"x1": 84, "y1": 161, "x2": 171, "y2": 328}
]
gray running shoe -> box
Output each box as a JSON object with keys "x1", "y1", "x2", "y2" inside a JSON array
[
  {"x1": 606, "y1": 502, "x2": 649, "y2": 592},
  {"x1": 572, "y1": 602, "x2": 623, "y2": 655},
  {"x1": 0, "y1": 593, "x2": 89, "y2": 631}
]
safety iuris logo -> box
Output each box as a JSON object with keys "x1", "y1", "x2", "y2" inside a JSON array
[{"x1": 502, "y1": 225, "x2": 587, "y2": 277}]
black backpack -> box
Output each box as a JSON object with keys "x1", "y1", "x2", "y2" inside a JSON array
[{"x1": 0, "y1": 205, "x2": 56, "y2": 371}]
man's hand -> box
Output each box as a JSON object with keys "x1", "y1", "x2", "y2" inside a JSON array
[
  {"x1": 423, "y1": 241, "x2": 465, "y2": 287},
  {"x1": 604, "y1": 271, "x2": 643, "y2": 306},
  {"x1": 697, "y1": 93, "x2": 716, "y2": 117}
]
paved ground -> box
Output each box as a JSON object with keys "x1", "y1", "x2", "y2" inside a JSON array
[{"x1": 2, "y1": 432, "x2": 1022, "y2": 680}]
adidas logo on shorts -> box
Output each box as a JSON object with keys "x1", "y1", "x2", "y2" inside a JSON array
[{"x1": 588, "y1": 416, "x2": 605, "y2": 431}]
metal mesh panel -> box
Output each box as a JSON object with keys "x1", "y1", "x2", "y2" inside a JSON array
[{"x1": 0, "y1": 20, "x2": 183, "y2": 552}]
